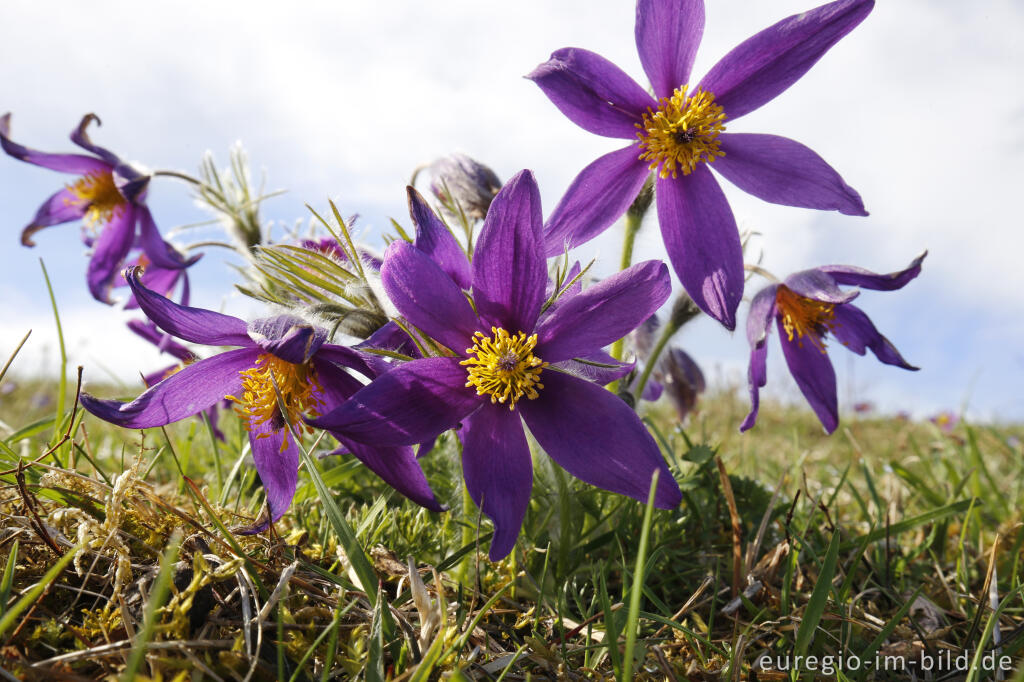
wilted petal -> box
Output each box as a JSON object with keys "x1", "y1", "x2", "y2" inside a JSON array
[
  {"x1": 472, "y1": 170, "x2": 547, "y2": 332},
  {"x1": 80, "y1": 348, "x2": 257, "y2": 428},
  {"x1": 699, "y1": 0, "x2": 874, "y2": 120},
  {"x1": 819, "y1": 252, "x2": 926, "y2": 291},
  {"x1": 408, "y1": 186, "x2": 472, "y2": 290},
  {"x1": 461, "y1": 405, "x2": 533, "y2": 560},
  {"x1": 20, "y1": 188, "x2": 89, "y2": 246},
  {"x1": 831, "y1": 304, "x2": 917, "y2": 370},
  {"x1": 740, "y1": 285, "x2": 777, "y2": 431},
  {"x1": 635, "y1": 0, "x2": 705, "y2": 99},
  {"x1": 778, "y1": 318, "x2": 838, "y2": 433},
  {"x1": 536, "y1": 260, "x2": 671, "y2": 363},
  {"x1": 714, "y1": 133, "x2": 866, "y2": 216},
  {"x1": 308, "y1": 357, "x2": 480, "y2": 446},
  {"x1": 248, "y1": 316, "x2": 326, "y2": 364},
  {"x1": 656, "y1": 168, "x2": 743, "y2": 329},
  {"x1": 0, "y1": 113, "x2": 109, "y2": 174},
  {"x1": 527, "y1": 48, "x2": 655, "y2": 138},
  {"x1": 543, "y1": 146, "x2": 650, "y2": 257},
  {"x1": 86, "y1": 207, "x2": 137, "y2": 303},
  {"x1": 519, "y1": 371, "x2": 681, "y2": 508},
  {"x1": 784, "y1": 268, "x2": 859, "y2": 304}
]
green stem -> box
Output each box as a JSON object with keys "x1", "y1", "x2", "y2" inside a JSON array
[
  {"x1": 609, "y1": 212, "x2": 643, "y2": 364},
  {"x1": 633, "y1": 317, "x2": 680, "y2": 401}
]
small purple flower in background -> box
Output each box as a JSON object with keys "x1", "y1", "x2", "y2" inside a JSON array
[
  {"x1": 82, "y1": 268, "x2": 442, "y2": 530},
  {"x1": 929, "y1": 411, "x2": 959, "y2": 434},
  {"x1": 529, "y1": 0, "x2": 872, "y2": 329},
  {"x1": 741, "y1": 253, "x2": 925, "y2": 434},
  {"x1": 1, "y1": 113, "x2": 198, "y2": 303},
  {"x1": 310, "y1": 170, "x2": 682, "y2": 560}
]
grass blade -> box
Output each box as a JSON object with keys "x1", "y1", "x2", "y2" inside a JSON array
[
  {"x1": 621, "y1": 470, "x2": 659, "y2": 682},
  {"x1": 794, "y1": 529, "x2": 840, "y2": 660}
]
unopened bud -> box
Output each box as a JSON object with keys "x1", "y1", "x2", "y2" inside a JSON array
[
  {"x1": 659, "y1": 348, "x2": 705, "y2": 421},
  {"x1": 429, "y1": 153, "x2": 502, "y2": 221}
]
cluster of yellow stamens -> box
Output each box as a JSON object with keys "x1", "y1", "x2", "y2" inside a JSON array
[
  {"x1": 225, "y1": 354, "x2": 324, "y2": 438},
  {"x1": 636, "y1": 85, "x2": 727, "y2": 178},
  {"x1": 65, "y1": 170, "x2": 126, "y2": 228},
  {"x1": 775, "y1": 286, "x2": 836, "y2": 353},
  {"x1": 461, "y1": 327, "x2": 547, "y2": 410}
]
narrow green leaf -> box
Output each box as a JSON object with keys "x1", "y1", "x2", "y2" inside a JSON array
[
  {"x1": 794, "y1": 530, "x2": 840, "y2": 659},
  {"x1": 621, "y1": 470, "x2": 659, "y2": 682}
]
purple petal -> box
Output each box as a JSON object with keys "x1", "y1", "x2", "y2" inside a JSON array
[
  {"x1": 124, "y1": 266, "x2": 252, "y2": 346},
  {"x1": 778, "y1": 318, "x2": 838, "y2": 433},
  {"x1": 783, "y1": 268, "x2": 859, "y2": 304},
  {"x1": 308, "y1": 357, "x2": 480, "y2": 446},
  {"x1": 656, "y1": 168, "x2": 743, "y2": 329},
  {"x1": 641, "y1": 378, "x2": 664, "y2": 402},
  {"x1": 356, "y1": 321, "x2": 420, "y2": 359},
  {"x1": 554, "y1": 351, "x2": 635, "y2": 386},
  {"x1": 472, "y1": 170, "x2": 547, "y2": 332},
  {"x1": 247, "y1": 316, "x2": 327, "y2": 364},
  {"x1": 0, "y1": 113, "x2": 109, "y2": 174},
  {"x1": 317, "y1": 343, "x2": 388, "y2": 383},
  {"x1": 86, "y1": 207, "x2": 137, "y2": 303},
  {"x1": 460, "y1": 405, "x2": 533, "y2": 560},
  {"x1": 699, "y1": 0, "x2": 874, "y2": 120},
  {"x1": 408, "y1": 186, "x2": 472, "y2": 290},
  {"x1": 122, "y1": 261, "x2": 188, "y2": 311},
  {"x1": 527, "y1": 48, "x2": 656, "y2": 139},
  {"x1": 19, "y1": 188, "x2": 89, "y2": 247},
  {"x1": 536, "y1": 260, "x2": 671, "y2": 363},
  {"x1": 830, "y1": 304, "x2": 917, "y2": 370},
  {"x1": 127, "y1": 319, "x2": 195, "y2": 363},
  {"x1": 819, "y1": 252, "x2": 926, "y2": 291},
  {"x1": 69, "y1": 113, "x2": 122, "y2": 166},
  {"x1": 80, "y1": 348, "x2": 257, "y2": 428},
  {"x1": 248, "y1": 420, "x2": 301, "y2": 526},
  {"x1": 519, "y1": 371, "x2": 681, "y2": 508},
  {"x1": 543, "y1": 146, "x2": 650, "y2": 257},
  {"x1": 635, "y1": 0, "x2": 705, "y2": 99},
  {"x1": 714, "y1": 133, "x2": 866, "y2": 216},
  {"x1": 136, "y1": 206, "x2": 199, "y2": 270},
  {"x1": 381, "y1": 240, "x2": 479, "y2": 353},
  {"x1": 112, "y1": 163, "x2": 151, "y2": 205},
  {"x1": 739, "y1": 284, "x2": 777, "y2": 432}
]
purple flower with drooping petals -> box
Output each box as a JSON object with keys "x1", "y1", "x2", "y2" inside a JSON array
[
  {"x1": 309, "y1": 170, "x2": 682, "y2": 560},
  {"x1": 741, "y1": 253, "x2": 924, "y2": 434},
  {"x1": 1, "y1": 113, "x2": 198, "y2": 303},
  {"x1": 528, "y1": 0, "x2": 872, "y2": 329},
  {"x1": 81, "y1": 267, "x2": 442, "y2": 530}
]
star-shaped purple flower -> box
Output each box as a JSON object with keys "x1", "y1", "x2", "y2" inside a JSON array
[
  {"x1": 1, "y1": 113, "x2": 198, "y2": 303},
  {"x1": 529, "y1": 0, "x2": 873, "y2": 329},
  {"x1": 81, "y1": 267, "x2": 442, "y2": 529},
  {"x1": 741, "y1": 253, "x2": 924, "y2": 434},
  {"x1": 310, "y1": 170, "x2": 682, "y2": 560}
]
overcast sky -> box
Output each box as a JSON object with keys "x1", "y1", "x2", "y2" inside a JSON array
[{"x1": 1, "y1": 0, "x2": 1022, "y2": 421}]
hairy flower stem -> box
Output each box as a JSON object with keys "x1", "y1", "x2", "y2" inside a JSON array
[{"x1": 610, "y1": 178, "x2": 654, "y2": 365}]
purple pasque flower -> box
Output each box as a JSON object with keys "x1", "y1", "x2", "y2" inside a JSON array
[
  {"x1": 0, "y1": 113, "x2": 198, "y2": 303},
  {"x1": 528, "y1": 0, "x2": 872, "y2": 329},
  {"x1": 309, "y1": 170, "x2": 682, "y2": 560},
  {"x1": 741, "y1": 253, "x2": 924, "y2": 434},
  {"x1": 81, "y1": 267, "x2": 442, "y2": 529}
]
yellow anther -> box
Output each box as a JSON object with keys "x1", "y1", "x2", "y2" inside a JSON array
[
  {"x1": 636, "y1": 86, "x2": 727, "y2": 179},
  {"x1": 775, "y1": 286, "x2": 836, "y2": 353},
  {"x1": 460, "y1": 327, "x2": 547, "y2": 410},
  {"x1": 65, "y1": 170, "x2": 127, "y2": 227},
  {"x1": 225, "y1": 353, "x2": 324, "y2": 439}
]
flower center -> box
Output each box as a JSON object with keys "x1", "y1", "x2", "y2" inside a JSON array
[
  {"x1": 636, "y1": 86, "x2": 727, "y2": 179},
  {"x1": 65, "y1": 170, "x2": 127, "y2": 228},
  {"x1": 461, "y1": 327, "x2": 548, "y2": 410},
  {"x1": 775, "y1": 286, "x2": 835, "y2": 352},
  {"x1": 225, "y1": 353, "x2": 324, "y2": 436}
]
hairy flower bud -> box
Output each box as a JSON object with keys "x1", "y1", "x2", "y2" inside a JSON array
[{"x1": 429, "y1": 153, "x2": 502, "y2": 221}]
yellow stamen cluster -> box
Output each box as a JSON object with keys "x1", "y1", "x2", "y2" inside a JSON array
[
  {"x1": 225, "y1": 353, "x2": 324, "y2": 438},
  {"x1": 461, "y1": 327, "x2": 547, "y2": 410},
  {"x1": 775, "y1": 286, "x2": 836, "y2": 352},
  {"x1": 65, "y1": 170, "x2": 127, "y2": 227},
  {"x1": 636, "y1": 85, "x2": 727, "y2": 178}
]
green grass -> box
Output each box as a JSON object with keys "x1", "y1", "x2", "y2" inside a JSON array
[{"x1": 2, "y1": 369, "x2": 1023, "y2": 680}]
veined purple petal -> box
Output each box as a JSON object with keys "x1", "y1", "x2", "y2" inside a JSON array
[
  {"x1": 831, "y1": 304, "x2": 917, "y2": 370},
  {"x1": 0, "y1": 113, "x2": 109, "y2": 174},
  {"x1": 308, "y1": 357, "x2": 480, "y2": 446},
  {"x1": 317, "y1": 344, "x2": 385, "y2": 382},
  {"x1": 520, "y1": 371, "x2": 681, "y2": 508},
  {"x1": 543, "y1": 146, "x2": 650, "y2": 257},
  {"x1": 714, "y1": 133, "x2": 866, "y2": 216},
  {"x1": 124, "y1": 266, "x2": 252, "y2": 346},
  {"x1": 87, "y1": 207, "x2": 137, "y2": 303},
  {"x1": 472, "y1": 170, "x2": 547, "y2": 332},
  {"x1": 69, "y1": 113, "x2": 122, "y2": 166},
  {"x1": 80, "y1": 347, "x2": 257, "y2": 428},
  {"x1": 784, "y1": 268, "x2": 859, "y2": 304},
  {"x1": 635, "y1": 0, "x2": 705, "y2": 99},
  {"x1": 248, "y1": 421, "x2": 301, "y2": 527},
  {"x1": 136, "y1": 206, "x2": 199, "y2": 270},
  {"x1": 778, "y1": 318, "x2": 838, "y2": 433},
  {"x1": 656, "y1": 168, "x2": 743, "y2": 329},
  {"x1": 381, "y1": 240, "x2": 479, "y2": 353},
  {"x1": 248, "y1": 316, "x2": 327, "y2": 364},
  {"x1": 527, "y1": 48, "x2": 656, "y2": 139},
  {"x1": 20, "y1": 188, "x2": 89, "y2": 246},
  {"x1": 554, "y1": 351, "x2": 634, "y2": 386},
  {"x1": 408, "y1": 187, "x2": 472, "y2": 290},
  {"x1": 536, "y1": 260, "x2": 671, "y2": 363},
  {"x1": 122, "y1": 261, "x2": 188, "y2": 311},
  {"x1": 819, "y1": 252, "x2": 926, "y2": 291},
  {"x1": 739, "y1": 284, "x2": 777, "y2": 431},
  {"x1": 699, "y1": 0, "x2": 874, "y2": 120},
  {"x1": 461, "y1": 405, "x2": 533, "y2": 560}
]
